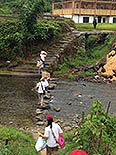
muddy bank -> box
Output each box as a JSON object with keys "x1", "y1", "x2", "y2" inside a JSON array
[{"x1": 0, "y1": 76, "x2": 116, "y2": 131}]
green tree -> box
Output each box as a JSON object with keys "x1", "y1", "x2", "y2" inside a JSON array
[{"x1": 18, "y1": 0, "x2": 46, "y2": 33}]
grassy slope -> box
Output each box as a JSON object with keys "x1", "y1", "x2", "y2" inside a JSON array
[{"x1": 0, "y1": 127, "x2": 39, "y2": 155}]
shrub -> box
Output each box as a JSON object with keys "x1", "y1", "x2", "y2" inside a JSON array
[
  {"x1": 0, "y1": 18, "x2": 70, "y2": 61},
  {"x1": 59, "y1": 101, "x2": 116, "y2": 155},
  {"x1": 34, "y1": 20, "x2": 61, "y2": 41},
  {"x1": 0, "y1": 21, "x2": 23, "y2": 61},
  {"x1": 86, "y1": 35, "x2": 97, "y2": 50},
  {"x1": 73, "y1": 101, "x2": 116, "y2": 154}
]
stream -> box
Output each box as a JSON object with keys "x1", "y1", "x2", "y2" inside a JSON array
[{"x1": 0, "y1": 76, "x2": 116, "y2": 130}]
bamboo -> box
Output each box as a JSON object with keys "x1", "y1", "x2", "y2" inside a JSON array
[{"x1": 106, "y1": 101, "x2": 111, "y2": 118}]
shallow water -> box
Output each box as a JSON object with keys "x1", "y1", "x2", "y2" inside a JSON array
[
  {"x1": 0, "y1": 76, "x2": 116, "y2": 129},
  {"x1": 0, "y1": 76, "x2": 39, "y2": 129}
]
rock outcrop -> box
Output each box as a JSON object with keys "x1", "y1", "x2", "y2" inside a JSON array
[{"x1": 98, "y1": 48, "x2": 116, "y2": 81}]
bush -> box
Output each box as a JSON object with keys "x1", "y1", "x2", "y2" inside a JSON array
[
  {"x1": 34, "y1": 20, "x2": 61, "y2": 41},
  {"x1": 0, "y1": 21, "x2": 23, "y2": 61},
  {"x1": 86, "y1": 35, "x2": 97, "y2": 50},
  {"x1": 73, "y1": 101, "x2": 116, "y2": 154},
  {"x1": 0, "y1": 18, "x2": 71, "y2": 61}
]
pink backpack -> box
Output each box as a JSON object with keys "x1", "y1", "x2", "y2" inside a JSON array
[
  {"x1": 51, "y1": 129, "x2": 65, "y2": 149},
  {"x1": 57, "y1": 136, "x2": 65, "y2": 148}
]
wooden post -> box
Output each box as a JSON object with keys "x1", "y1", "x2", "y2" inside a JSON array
[
  {"x1": 95, "y1": 0, "x2": 97, "y2": 17},
  {"x1": 78, "y1": 0, "x2": 81, "y2": 23},
  {"x1": 72, "y1": 0, "x2": 75, "y2": 19},
  {"x1": 62, "y1": 0, "x2": 64, "y2": 15},
  {"x1": 79, "y1": 0, "x2": 81, "y2": 15},
  {"x1": 52, "y1": 0, "x2": 55, "y2": 15},
  {"x1": 110, "y1": 0, "x2": 113, "y2": 17}
]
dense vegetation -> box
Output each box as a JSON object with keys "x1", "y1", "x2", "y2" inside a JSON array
[
  {"x1": 1, "y1": 101, "x2": 116, "y2": 155},
  {"x1": 0, "y1": 20, "x2": 64, "y2": 61},
  {"x1": 0, "y1": 0, "x2": 52, "y2": 14},
  {"x1": 0, "y1": 0, "x2": 72, "y2": 62},
  {"x1": 54, "y1": 33, "x2": 116, "y2": 78}
]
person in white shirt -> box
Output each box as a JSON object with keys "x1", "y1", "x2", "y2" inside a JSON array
[
  {"x1": 40, "y1": 50, "x2": 47, "y2": 68},
  {"x1": 41, "y1": 76, "x2": 49, "y2": 96},
  {"x1": 38, "y1": 115, "x2": 63, "y2": 155},
  {"x1": 35, "y1": 78, "x2": 46, "y2": 106},
  {"x1": 37, "y1": 59, "x2": 44, "y2": 74}
]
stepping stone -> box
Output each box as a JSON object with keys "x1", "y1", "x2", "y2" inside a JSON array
[
  {"x1": 39, "y1": 104, "x2": 51, "y2": 110},
  {"x1": 36, "y1": 109, "x2": 42, "y2": 114},
  {"x1": 53, "y1": 107, "x2": 61, "y2": 112},
  {"x1": 44, "y1": 95, "x2": 51, "y2": 100}
]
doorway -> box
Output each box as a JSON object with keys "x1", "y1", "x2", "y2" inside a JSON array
[
  {"x1": 98, "y1": 16, "x2": 102, "y2": 23},
  {"x1": 103, "y1": 18, "x2": 106, "y2": 23}
]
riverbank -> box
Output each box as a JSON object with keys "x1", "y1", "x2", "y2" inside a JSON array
[{"x1": 53, "y1": 32, "x2": 116, "y2": 83}]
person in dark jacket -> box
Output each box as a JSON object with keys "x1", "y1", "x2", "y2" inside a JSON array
[{"x1": 93, "y1": 18, "x2": 97, "y2": 29}]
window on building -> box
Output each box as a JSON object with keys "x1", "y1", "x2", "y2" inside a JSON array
[
  {"x1": 113, "y1": 18, "x2": 116, "y2": 23},
  {"x1": 83, "y1": 17, "x2": 89, "y2": 23}
]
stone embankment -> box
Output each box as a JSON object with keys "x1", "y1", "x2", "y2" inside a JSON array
[{"x1": 0, "y1": 30, "x2": 113, "y2": 77}]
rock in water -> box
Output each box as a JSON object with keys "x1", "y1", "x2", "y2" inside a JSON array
[{"x1": 53, "y1": 107, "x2": 61, "y2": 112}]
